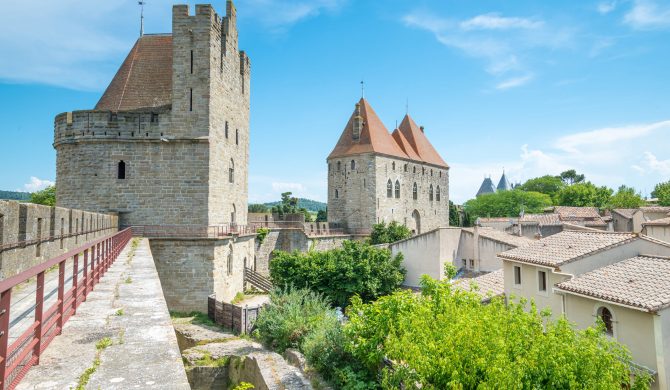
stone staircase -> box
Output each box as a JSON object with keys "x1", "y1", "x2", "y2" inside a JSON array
[{"x1": 244, "y1": 267, "x2": 273, "y2": 293}]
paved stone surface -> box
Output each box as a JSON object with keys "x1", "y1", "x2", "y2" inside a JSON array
[{"x1": 17, "y1": 238, "x2": 189, "y2": 389}]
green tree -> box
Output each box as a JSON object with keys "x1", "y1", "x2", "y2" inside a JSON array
[
  {"x1": 29, "y1": 185, "x2": 56, "y2": 206},
  {"x1": 518, "y1": 175, "x2": 566, "y2": 201},
  {"x1": 269, "y1": 240, "x2": 406, "y2": 308},
  {"x1": 369, "y1": 221, "x2": 412, "y2": 244},
  {"x1": 248, "y1": 203, "x2": 269, "y2": 213},
  {"x1": 560, "y1": 169, "x2": 586, "y2": 185},
  {"x1": 652, "y1": 181, "x2": 670, "y2": 206},
  {"x1": 344, "y1": 276, "x2": 651, "y2": 389},
  {"x1": 556, "y1": 182, "x2": 613, "y2": 208},
  {"x1": 463, "y1": 190, "x2": 552, "y2": 220},
  {"x1": 315, "y1": 209, "x2": 327, "y2": 222},
  {"x1": 608, "y1": 185, "x2": 646, "y2": 208},
  {"x1": 448, "y1": 201, "x2": 460, "y2": 226}
]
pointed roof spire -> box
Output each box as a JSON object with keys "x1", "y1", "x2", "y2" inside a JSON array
[
  {"x1": 328, "y1": 98, "x2": 409, "y2": 160},
  {"x1": 398, "y1": 114, "x2": 448, "y2": 168},
  {"x1": 497, "y1": 170, "x2": 511, "y2": 191},
  {"x1": 477, "y1": 177, "x2": 496, "y2": 197}
]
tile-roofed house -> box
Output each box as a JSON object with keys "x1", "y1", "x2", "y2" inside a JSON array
[
  {"x1": 556, "y1": 255, "x2": 670, "y2": 312},
  {"x1": 613, "y1": 208, "x2": 639, "y2": 219},
  {"x1": 391, "y1": 128, "x2": 422, "y2": 161},
  {"x1": 453, "y1": 269, "x2": 504, "y2": 303},
  {"x1": 644, "y1": 217, "x2": 670, "y2": 226},
  {"x1": 476, "y1": 177, "x2": 496, "y2": 197},
  {"x1": 519, "y1": 213, "x2": 562, "y2": 226},
  {"x1": 398, "y1": 114, "x2": 449, "y2": 168},
  {"x1": 641, "y1": 206, "x2": 670, "y2": 214},
  {"x1": 96, "y1": 34, "x2": 173, "y2": 111},
  {"x1": 499, "y1": 231, "x2": 637, "y2": 268},
  {"x1": 328, "y1": 98, "x2": 408, "y2": 161},
  {"x1": 467, "y1": 227, "x2": 534, "y2": 248}
]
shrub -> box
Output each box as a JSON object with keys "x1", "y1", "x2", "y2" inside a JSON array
[
  {"x1": 269, "y1": 240, "x2": 406, "y2": 308},
  {"x1": 256, "y1": 227, "x2": 270, "y2": 244},
  {"x1": 369, "y1": 221, "x2": 411, "y2": 244},
  {"x1": 254, "y1": 288, "x2": 332, "y2": 352}
]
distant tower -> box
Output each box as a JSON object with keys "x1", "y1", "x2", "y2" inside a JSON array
[
  {"x1": 497, "y1": 170, "x2": 511, "y2": 191},
  {"x1": 476, "y1": 177, "x2": 496, "y2": 197}
]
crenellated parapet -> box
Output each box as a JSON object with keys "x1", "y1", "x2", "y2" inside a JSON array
[{"x1": 53, "y1": 109, "x2": 173, "y2": 146}]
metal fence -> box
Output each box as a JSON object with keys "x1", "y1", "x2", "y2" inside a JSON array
[
  {"x1": 127, "y1": 224, "x2": 256, "y2": 238},
  {"x1": 0, "y1": 228, "x2": 132, "y2": 390}
]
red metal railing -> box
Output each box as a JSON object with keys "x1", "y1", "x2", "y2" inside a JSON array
[
  {"x1": 128, "y1": 224, "x2": 255, "y2": 238},
  {"x1": 0, "y1": 228, "x2": 132, "y2": 390}
]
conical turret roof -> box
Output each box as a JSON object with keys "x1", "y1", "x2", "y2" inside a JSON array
[
  {"x1": 477, "y1": 177, "x2": 496, "y2": 197},
  {"x1": 497, "y1": 171, "x2": 511, "y2": 191}
]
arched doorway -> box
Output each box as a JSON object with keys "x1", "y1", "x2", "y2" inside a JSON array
[{"x1": 412, "y1": 210, "x2": 421, "y2": 234}]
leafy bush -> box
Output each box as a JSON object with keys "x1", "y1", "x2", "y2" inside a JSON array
[
  {"x1": 269, "y1": 240, "x2": 406, "y2": 307},
  {"x1": 30, "y1": 185, "x2": 56, "y2": 206},
  {"x1": 255, "y1": 227, "x2": 270, "y2": 244},
  {"x1": 608, "y1": 185, "x2": 646, "y2": 208},
  {"x1": 653, "y1": 180, "x2": 670, "y2": 206},
  {"x1": 369, "y1": 221, "x2": 412, "y2": 244},
  {"x1": 464, "y1": 189, "x2": 552, "y2": 220},
  {"x1": 557, "y1": 182, "x2": 613, "y2": 208},
  {"x1": 254, "y1": 288, "x2": 332, "y2": 352},
  {"x1": 345, "y1": 276, "x2": 651, "y2": 389}
]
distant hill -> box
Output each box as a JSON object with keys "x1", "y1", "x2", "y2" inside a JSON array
[
  {"x1": 264, "y1": 198, "x2": 327, "y2": 212},
  {"x1": 0, "y1": 190, "x2": 31, "y2": 201}
]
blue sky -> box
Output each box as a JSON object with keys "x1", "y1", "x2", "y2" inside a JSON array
[{"x1": 1, "y1": 0, "x2": 669, "y2": 204}]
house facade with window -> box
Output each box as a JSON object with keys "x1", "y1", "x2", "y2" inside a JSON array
[
  {"x1": 327, "y1": 98, "x2": 449, "y2": 234},
  {"x1": 53, "y1": 2, "x2": 250, "y2": 229},
  {"x1": 499, "y1": 230, "x2": 670, "y2": 388}
]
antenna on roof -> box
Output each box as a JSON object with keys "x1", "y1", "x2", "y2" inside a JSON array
[
  {"x1": 360, "y1": 80, "x2": 365, "y2": 99},
  {"x1": 138, "y1": 1, "x2": 146, "y2": 37}
]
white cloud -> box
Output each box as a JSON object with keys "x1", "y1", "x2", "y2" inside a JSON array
[
  {"x1": 21, "y1": 177, "x2": 54, "y2": 192},
  {"x1": 555, "y1": 120, "x2": 670, "y2": 153},
  {"x1": 624, "y1": 0, "x2": 670, "y2": 29},
  {"x1": 495, "y1": 74, "x2": 534, "y2": 90},
  {"x1": 460, "y1": 14, "x2": 543, "y2": 31},
  {"x1": 597, "y1": 1, "x2": 618, "y2": 14},
  {"x1": 634, "y1": 152, "x2": 670, "y2": 176},
  {"x1": 240, "y1": 0, "x2": 347, "y2": 31}
]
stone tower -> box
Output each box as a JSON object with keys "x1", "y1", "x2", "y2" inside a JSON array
[
  {"x1": 54, "y1": 2, "x2": 251, "y2": 228},
  {"x1": 327, "y1": 98, "x2": 449, "y2": 234}
]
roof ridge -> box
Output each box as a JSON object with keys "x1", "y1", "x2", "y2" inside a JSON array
[
  {"x1": 638, "y1": 254, "x2": 670, "y2": 260},
  {"x1": 115, "y1": 38, "x2": 141, "y2": 112}
]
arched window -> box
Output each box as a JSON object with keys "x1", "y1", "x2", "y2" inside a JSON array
[
  {"x1": 337, "y1": 161, "x2": 341, "y2": 171},
  {"x1": 395, "y1": 180, "x2": 400, "y2": 198},
  {"x1": 351, "y1": 160, "x2": 356, "y2": 170},
  {"x1": 413, "y1": 166, "x2": 416, "y2": 174},
  {"x1": 429, "y1": 184, "x2": 434, "y2": 201},
  {"x1": 422, "y1": 167, "x2": 425, "y2": 175},
  {"x1": 413, "y1": 183, "x2": 418, "y2": 200},
  {"x1": 227, "y1": 245, "x2": 234, "y2": 275},
  {"x1": 430, "y1": 169, "x2": 433, "y2": 176},
  {"x1": 404, "y1": 164, "x2": 408, "y2": 172},
  {"x1": 231, "y1": 204, "x2": 236, "y2": 224},
  {"x1": 387, "y1": 180, "x2": 393, "y2": 198},
  {"x1": 229, "y1": 159, "x2": 235, "y2": 183},
  {"x1": 436, "y1": 186, "x2": 441, "y2": 201},
  {"x1": 335, "y1": 189, "x2": 339, "y2": 199},
  {"x1": 117, "y1": 160, "x2": 126, "y2": 179},
  {"x1": 236, "y1": 129, "x2": 239, "y2": 145},
  {"x1": 392, "y1": 162, "x2": 396, "y2": 171},
  {"x1": 598, "y1": 307, "x2": 614, "y2": 336}
]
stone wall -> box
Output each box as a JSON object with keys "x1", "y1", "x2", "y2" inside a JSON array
[
  {"x1": 0, "y1": 200, "x2": 118, "y2": 279},
  {"x1": 328, "y1": 153, "x2": 449, "y2": 234},
  {"x1": 149, "y1": 235, "x2": 254, "y2": 312}
]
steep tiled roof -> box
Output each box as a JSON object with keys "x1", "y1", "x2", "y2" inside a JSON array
[
  {"x1": 496, "y1": 172, "x2": 511, "y2": 191},
  {"x1": 328, "y1": 98, "x2": 409, "y2": 160},
  {"x1": 398, "y1": 114, "x2": 449, "y2": 168},
  {"x1": 643, "y1": 217, "x2": 670, "y2": 226},
  {"x1": 391, "y1": 129, "x2": 421, "y2": 160},
  {"x1": 476, "y1": 178, "x2": 496, "y2": 197},
  {"x1": 519, "y1": 213, "x2": 562, "y2": 226},
  {"x1": 641, "y1": 206, "x2": 670, "y2": 214},
  {"x1": 463, "y1": 227, "x2": 534, "y2": 248},
  {"x1": 453, "y1": 270, "x2": 504, "y2": 302},
  {"x1": 553, "y1": 206, "x2": 607, "y2": 227},
  {"x1": 498, "y1": 231, "x2": 637, "y2": 267},
  {"x1": 612, "y1": 208, "x2": 639, "y2": 219},
  {"x1": 556, "y1": 255, "x2": 670, "y2": 312},
  {"x1": 96, "y1": 34, "x2": 173, "y2": 112}
]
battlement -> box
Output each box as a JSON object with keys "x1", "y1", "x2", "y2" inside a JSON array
[{"x1": 53, "y1": 109, "x2": 173, "y2": 145}]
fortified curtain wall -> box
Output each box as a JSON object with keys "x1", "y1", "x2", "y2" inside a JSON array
[{"x1": 0, "y1": 200, "x2": 118, "y2": 279}]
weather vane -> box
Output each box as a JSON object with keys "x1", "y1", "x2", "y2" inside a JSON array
[
  {"x1": 139, "y1": 1, "x2": 146, "y2": 37},
  {"x1": 360, "y1": 80, "x2": 365, "y2": 98}
]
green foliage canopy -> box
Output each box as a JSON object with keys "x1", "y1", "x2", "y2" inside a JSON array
[
  {"x1": 556, "y1": 182, "x2": 613, "y2": 208},
  {"x1": 369, "y1": 221, "x2": 412, "y2": 244},
  {"x1": 0, "y1": 190, "x2": 31, "y2": 201},
  {"x1": 518, "y1": 175, "x2": 566, "y2": 201},
  {"x1": 560, "y1": 169, "x2": 586, "y2": 185},
  {"x1": 652, "y1": 181, "x2": 670, "y2": 206},
  {"x1": 315, "y1": 209, "x2": 327, "y2": 222},
  {"x1": 608, "y1": 185, "x2": 646, "y2": 208},
  {"x1": 269, "y1": 241, "x2": 406, "y2": 308},
  {"x1": 29, "y1": 185, "x2": 56, "y2": 206},
  {"x1": 248, "y1": 203, "x2": 269, "y2": 213},
  {"x1": 463, "y1": 189, "x2": 552, "y2": 220},
  {"x1": 344, "y1": 276, "x2": 651, "y2": 389}
]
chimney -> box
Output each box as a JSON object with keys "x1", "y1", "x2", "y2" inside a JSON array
[{"x1": 420, "y1": 126, "x2": 425, "y2": 133}]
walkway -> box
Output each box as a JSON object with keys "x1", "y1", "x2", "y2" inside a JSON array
[{"x1": 17, "y1": 238, "x2": 189, "y2": 389}]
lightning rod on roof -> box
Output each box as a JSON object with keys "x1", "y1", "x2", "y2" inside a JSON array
[
  {"x1": 360, "y1": 80, "x2": 365, "y2": 99},
  {"x1": 139, "y1": 1, "x2": 146, "y2": 37}
]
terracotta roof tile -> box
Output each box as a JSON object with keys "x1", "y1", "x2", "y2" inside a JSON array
[
  {"x1": 398, "y1": 114, "x2": 449, "y2": 168},
  {"x1": 556, "y1": 255, "x2": 670, "y2": 312},
  {"x1": 453, "y1": 270, "x2": 504, "y2": 302},
  {"x1": 96, "y1": 34, "x2": 173, "y2": 111},
  {"x1": 612, "y1": 208, "x2": 639, "y2": 219},
  {"x1": 391, "y1": 129, "x2": 421, "y2": 160},
  {"x1": 641, "y1": 206, "x2": 670, "y2": 214},
  {"x1": 498, "y1": 231, "x2": 637, "y2": 267},
  {"x1": 643, "y1": 217, "x2": 670, "y2": 226},
  {"x1": 519, "y1": 213, "x2": 562, "y2": 226},
  {"x1": 328, "y1": 98, "x2": 409, "y2": 160},
  {"x1": 463, "y1": 227, "x2": 534, "y2": 248}
]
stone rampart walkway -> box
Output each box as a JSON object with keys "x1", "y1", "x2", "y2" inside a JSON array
[{"x1": 17, "y1": 238, "x2": 190, "y2": 389}]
